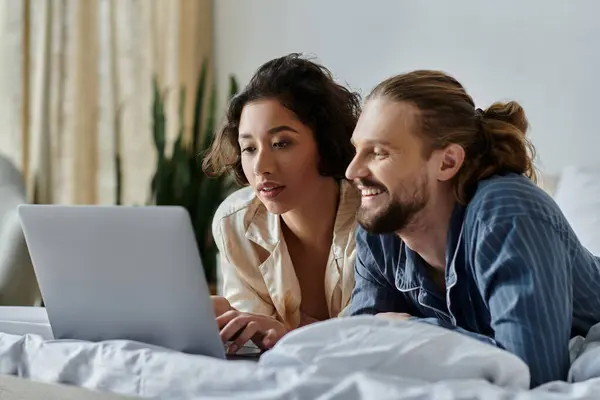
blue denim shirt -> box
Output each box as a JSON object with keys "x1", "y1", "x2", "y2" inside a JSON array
[{"x1": 348, "y1": 173, "x2": 600, "y2": 387}]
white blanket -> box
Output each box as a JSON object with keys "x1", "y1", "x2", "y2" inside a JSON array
[{"x1": 1, "y1": 316, "x2": 600, "y2": 399}]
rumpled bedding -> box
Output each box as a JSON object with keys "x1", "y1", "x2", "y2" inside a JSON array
[
  {"x1": 0, "y1": 316, "x2": 599, "y2": 399},
  {"x1": 568, "y1": 322, "x2": 600, "y2": 383}
]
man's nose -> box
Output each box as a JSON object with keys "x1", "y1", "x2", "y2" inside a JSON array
[{"x1": 345, "y1": 153, "x2": 366, "y2": 181}]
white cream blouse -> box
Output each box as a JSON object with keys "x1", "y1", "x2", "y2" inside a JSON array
[{"x1": 211, "y1": 179, "x2": 360, "y2": 330}]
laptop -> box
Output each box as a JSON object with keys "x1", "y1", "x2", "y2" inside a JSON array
[{"x1": 18, "y1": 204, "x2": 227, "y2": 359}]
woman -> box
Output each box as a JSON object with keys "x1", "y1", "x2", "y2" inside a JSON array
[{"x1": 202, "y1": 53, "x2": 361, "y2": 354}]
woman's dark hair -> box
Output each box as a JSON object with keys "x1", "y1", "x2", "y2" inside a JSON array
[
  {"x1": 202, "y1": 53, "x2": 361, "y2": 185},
  {"x1": 369, "y1": 70, "x2": 537, "y2": 204}
]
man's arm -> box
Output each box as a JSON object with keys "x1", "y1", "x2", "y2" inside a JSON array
[
  {"x1": 347, "y1": 228, "x2": 414, "y2": 316},
  {"x1": 410, "y1": 317, "x2": 498, "y2": 346},
  {"x1": 473, "y1": 216, "x2": 572, "y2": 387},
  {"x1": 347, "y1": 256, "x2": 406, "y2": 315},
  {"x1": 351, "y1": 254, "x2": 498, "y2": 346}
]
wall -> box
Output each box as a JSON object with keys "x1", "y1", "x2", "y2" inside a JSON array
[{"x1": 214, "y1": 0, "x2": 600, "y2": 176}]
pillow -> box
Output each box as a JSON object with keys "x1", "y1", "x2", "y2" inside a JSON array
[{"x1": 554, "y1": 166, "x2": 600, "y2": 256}]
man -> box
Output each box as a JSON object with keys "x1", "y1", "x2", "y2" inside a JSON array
[{"x1": 345, "y1": 70, "x2": 600, "y2": 387}]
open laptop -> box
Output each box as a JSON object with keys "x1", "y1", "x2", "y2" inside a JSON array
[{"x1": 18, "y1": 204, "x2": 228, "y2": 359}]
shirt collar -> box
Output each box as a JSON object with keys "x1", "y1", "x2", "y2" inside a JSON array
[
  {"x1": 445, "y1": 203, "x2": 466, "y2": 287},
  {"x1": 395, "y1": 202, "x2": 466, "y2": 291},
  {"x1": 244, "y1": 180, "x2": 359, "y2": 254},
  {"x1": 395, "y1": 244, "x2": 421, "y2": 291},
  {"x1": 244, "y1": 202, "x2": 281, "y2": 252}
]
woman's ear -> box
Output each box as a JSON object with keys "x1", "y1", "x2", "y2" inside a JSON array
[{"x1": 437, "y1": 144, "x2": 465, "y2": 182}]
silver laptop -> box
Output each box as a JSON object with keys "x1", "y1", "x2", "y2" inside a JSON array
[{"x1": 18, "y1": 204, "x2": 226, "y2": 359}]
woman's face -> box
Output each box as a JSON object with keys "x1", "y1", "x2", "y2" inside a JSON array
[{"x1": 238, "y1": 98, "x2": 325, "y2": 215}]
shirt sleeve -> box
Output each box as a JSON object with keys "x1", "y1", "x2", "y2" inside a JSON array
[
  {"x1": 411, "y1": 317, "x2": 497, "y2": 346},
  {"x1": 347, "y1": 229, "x2": 413, "y2": 316},
  {"x1": 473, "y1": 216, "x2": 572, "y2": 387},
  {"x1": 212, "y1": 217, "x2": 276, "y2": 319}
]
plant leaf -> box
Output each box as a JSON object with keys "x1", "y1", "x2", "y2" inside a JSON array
[
  {"x1": 149, "y1": 66, "x2": 239, "y2": 283},
  {"x1": 152, "y1": 76, "x2": 166, "y2": 159},
  {"x1": 228, "y1": 75, "x2": 239, "y2": 98},
  {"x1": 192, "y1": 58, "x2": 208, "y2": 154},
  {"x1": 200, "y1": 83, "x2": 218, "y2": 153},
  {"x1": 171, "y1": 87, "x2": 191, "y2": 201}
]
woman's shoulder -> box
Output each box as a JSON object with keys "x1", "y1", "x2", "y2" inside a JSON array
[
  {"x1": 336, "y1": 180, "x2": 361, "y2": 230},
  {"x1": 212, "y1": 186, "x2": 262, "y2": 233},
  {"x1": 340, "y1": 179, "x2": 361, "y2": 210}
]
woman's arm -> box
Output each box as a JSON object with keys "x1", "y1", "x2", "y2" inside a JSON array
[
  {"x1": 212, "y1": 217, "x2": 287, "y2": 352},
  {"x1": 213, "y1": 217, "x2": 276, "y2": 317}
]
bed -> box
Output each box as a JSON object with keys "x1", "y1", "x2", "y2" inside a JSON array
[
  {"x1": 0, "y1": 315, "x2": 599, "y2": 399},
  {"x1": 0, "y1": 374, "x2": 133, "y2": 399},
  {"x1": 0, "y1": 166, "x2": 598, "y2": 399}
]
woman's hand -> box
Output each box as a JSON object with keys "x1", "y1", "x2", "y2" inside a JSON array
[
  {"x1": 211, "y1": 295, "x2": 233, "y2": 317},
  {"x1": 217, "y1": 310, "x2": 287, "y2": 353}
]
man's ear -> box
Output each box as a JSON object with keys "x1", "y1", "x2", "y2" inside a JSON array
[{"x1": 437, "y1": 144, "x2": 465, "y2": 182}]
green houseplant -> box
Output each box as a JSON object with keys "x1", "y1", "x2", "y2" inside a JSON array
[{"x1": 148, "y1": 61, "x2": 239, "y2": 287}]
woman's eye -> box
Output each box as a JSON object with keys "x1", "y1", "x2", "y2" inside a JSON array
[
  {"x1": 273, "y1": 141, "x2": 290, "y2": 149},
  {"x1": 241, "y1": 146, "x2": 256, "y2": 153}
]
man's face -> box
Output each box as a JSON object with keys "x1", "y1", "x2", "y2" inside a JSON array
[{"x1": 346, "y1": 97, "x2": 435, "y2": 234}]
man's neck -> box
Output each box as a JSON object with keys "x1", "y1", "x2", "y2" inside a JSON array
[
  {"x1": 397, "y1": 193, "x2": 456, "y2": 271},
  {"x1": 281, "y1": 178, "x2": 340, "y2": 249}
]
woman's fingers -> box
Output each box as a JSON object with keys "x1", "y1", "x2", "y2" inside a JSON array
[
  {"x1": 230, "y1": 321, "x2": 260, "y2": 353},
  {"x1": 217, "y1": 311, "x2": 285, "y2": 352},
  {"x1": 258, "y1": 328, "x2": 280, "y2": 349},
  {"x1": 216, "y1": 310, "x2": 240, "y2": 329},
  {"x1": 219, "y1": 314, "x2": 250, "y2": 343}
]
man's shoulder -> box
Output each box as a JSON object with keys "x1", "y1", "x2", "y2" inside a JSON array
[
  {"x1": 354, "y1": 226, "x2": 404, "y2": 288},
  {"x1": 466, "y1": 173, "x2": 562, "y2": 224},
  {"x1": 356, "y1": 226, "x2": 402, "y2": 259},
  {"x1": 356, "y1": 225, "x2": 400, "y2": 245}
]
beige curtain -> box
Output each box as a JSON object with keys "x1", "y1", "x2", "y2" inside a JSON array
[{"x1": 0, "y1": 0, "x2": 213, "y2": 206}]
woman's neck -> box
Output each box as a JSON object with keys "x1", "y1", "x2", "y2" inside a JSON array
[{"x1": 281, "y1": 178, "x2": 340, "y2": 249}]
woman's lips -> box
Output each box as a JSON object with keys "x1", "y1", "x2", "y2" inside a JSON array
[{"x1": 258, "y1": 185, "x2": 285, "y2": 199}]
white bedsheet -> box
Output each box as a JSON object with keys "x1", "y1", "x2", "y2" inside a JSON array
[{"x1": 0, "y1": 316, "x2": 599, "y2": 399}]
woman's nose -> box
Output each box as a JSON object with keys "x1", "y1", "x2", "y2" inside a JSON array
[{"x1": 253, "y1": 148, "x2": 276, "y2": 176}]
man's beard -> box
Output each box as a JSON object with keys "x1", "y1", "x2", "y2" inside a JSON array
[{"x1": 357, "y1": 175, "x2": 428, "y2": 234}]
